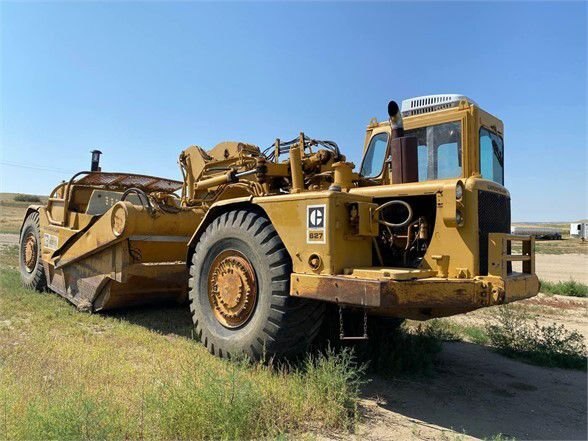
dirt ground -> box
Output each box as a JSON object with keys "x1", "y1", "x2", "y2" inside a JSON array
[
  {"x1": 449, "y1": 294, "x2": 588, "y2": 338},
  {"x1": 536, "y1": 253, "x2": 588, "y2": 284},
  {"x1": 352, "y1": 291, "x2": 588, "y2": 440},
  {"x1": 356, "y1": 342, "x2": 587, "y2": 440}
]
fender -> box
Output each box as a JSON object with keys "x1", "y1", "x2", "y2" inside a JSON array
[
  {"x1": 19, "y1": 205, "x2": 43, "y2": 237},
  {"x1": 186, "y1": 196, "x2": 257, "y2": 264},
  {"x1": 185, "y1": 190, "x2": 376, "y2": 275}
]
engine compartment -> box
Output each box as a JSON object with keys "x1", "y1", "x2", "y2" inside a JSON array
[{"x1": 373, "y1": 195, "x2": 437, "y2": 268}]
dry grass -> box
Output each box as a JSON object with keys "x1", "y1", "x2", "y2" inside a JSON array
[
  {"x1": 0, "y1": 246, "x2": 453, "y2": 439},
  {"x1": 511, "y1": 237, "x2": 588, "y2": 255},
  {"x1": 0, "y1": 193, "x2": 47, "y2": 234},
  {"x1": 0, "y1": 245, "x2": 19, "y2": 269}
]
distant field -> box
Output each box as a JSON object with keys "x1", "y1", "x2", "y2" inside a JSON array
[
  {"x1": 512, "y1": 237, "x2": 587, "y2": 255},
  {"x1": 0, "y1": 193, "x2": 47, "y2": 234},
  {"x1": 511, "y1": 221, "x2": 587, "y2": 255}
]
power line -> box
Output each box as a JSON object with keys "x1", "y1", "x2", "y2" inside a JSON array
[{"x1": 0, "y1": 160, "x2": 75, "y2": 174}]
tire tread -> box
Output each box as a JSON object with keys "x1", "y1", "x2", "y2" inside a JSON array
[
  {"x1": 188, "y1": 208, "x2": 324, "y2": 359},
  {"x1": 19, "y1": 211, "x2": 47, "y2": 292}
]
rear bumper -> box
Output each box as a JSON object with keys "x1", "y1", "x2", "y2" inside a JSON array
[
  {"x1": 290, "y1": 232, "x2": 540, "y2": 320},
  {"x1": 291, "y1": 272, "x2": 538, "y2": 311}
]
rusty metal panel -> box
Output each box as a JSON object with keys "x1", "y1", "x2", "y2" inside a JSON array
[
  {"x1": 75, "y1": 172, "x2": 182, "y2": 192},
  {"x1": 390, "y1": 136, "x2": 419, "y2": 184},
  {"x1": 290, "y1": 270, "x2": 538, "y2": 318},
  {"x1": 291, "y1": 273, "x2": 384, "y2": 307}
]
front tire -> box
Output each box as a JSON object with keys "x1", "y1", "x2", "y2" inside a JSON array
[
  {"x1": 189, "y1": 208, "x2": 325, "y2": 360},
  {"x1": 19, "y1": 211, "x2": 47, "y2": 291}
]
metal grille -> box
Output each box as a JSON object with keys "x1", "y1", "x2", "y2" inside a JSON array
[
  {"x1": 401, "y1": 94, "x2": 477, "y2": 117},
  {"x1": 478, "y1": 190, "x2": 511, "y2": 275},
  {"x1": 75, "y1": 172, "x2": 182, "y2": 192}
]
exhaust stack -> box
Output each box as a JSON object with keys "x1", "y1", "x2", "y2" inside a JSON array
[
  {"x1": 387, "y1": 100, "x2": 418, "y2": 184},
  {"x1": 388, "y1": 100, "x2": 404, "y2": 139},
  {"x1": 90, "y1": 150, "x2": 102, "y2": 172}
]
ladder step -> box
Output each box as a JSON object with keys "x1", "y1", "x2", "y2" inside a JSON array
[{"x1": 505, "y1": 255, "x2": 532, "y2": 261}]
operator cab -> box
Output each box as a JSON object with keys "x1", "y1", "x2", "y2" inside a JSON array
[{"x1": 359, "y1": 94, "x2": 505, "y2": 186}]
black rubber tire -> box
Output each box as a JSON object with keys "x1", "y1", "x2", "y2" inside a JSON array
[
  {"x1": 19, "y1": 211, "x2": 47, "y2": 291},
  {"x1": 189, "y1": 208, "x2": 325, "y2": 360}
]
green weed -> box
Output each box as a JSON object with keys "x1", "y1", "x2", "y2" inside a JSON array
[
  {"x1": 540, "y1": 279, "x2": 588, "y2": 297},
  {"x1": 356, "y1": 320, "x2": 447, "y2": 377},
  {"x1": 0, "y1": 268, "x2": 364, "y2": 440},
  {"x1": 461, "y1": 325, "x2": 490, "y2": 345},
  {"x1": 0, "y1": 245, "x2": 19, "y2": 269},
  {"x1": 484, "y1": 434, "x2": 517, "y2": 441},
  {"x1": 486, "y1": 305, "x2": 587, "y2": 370}
]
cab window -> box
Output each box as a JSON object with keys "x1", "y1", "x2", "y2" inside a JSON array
[
  {"x1": 360, "y1": 133, "x2": 389, "y2": 177},
  {"x1": 406, "y1": 121, "x2": 462, "y2": 181},
  {"x1": 479, "y1": 127, "x2": 504, "y2": 185}
]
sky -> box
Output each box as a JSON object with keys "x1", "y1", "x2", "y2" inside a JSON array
[{"x1": 0, "y1": 1, "x2": 586, "y2": 222}]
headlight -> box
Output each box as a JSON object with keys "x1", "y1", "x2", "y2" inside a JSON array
[
  {"x1": 456, "y1": 210, "x2": 464, "y2": 226},
  {"x1": 456, "y1": 182, "x2": 464, "y2": 200}
]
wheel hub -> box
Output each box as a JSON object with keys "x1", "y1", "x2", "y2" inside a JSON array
[
  {"x1": 208, "y1": 250, "x2": 257, "y2": 328},
  {"x1": 23, "y1": 233, "x2": 37, "y2": 273}
]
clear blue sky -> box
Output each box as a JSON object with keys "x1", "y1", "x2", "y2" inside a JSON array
[{"x1": 1, "y1": 1, "x2": 586, "y2": 221}]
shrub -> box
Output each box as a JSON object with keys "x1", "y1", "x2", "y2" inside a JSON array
[
  {"x1": 486, "y1": 305, "x2": 587, "y2": 370},
  {"x1": 462, "y1": 326, "x2": 490, "y2": 345},
  {"x1": 540, "y1": 279, "x2": 588, "y2": 297},
  {"x1": 421, "y1": 319, "x2": 461, "y2": 342},
  {"x1": 356, "y1": 321, "x2": 447, "y2": 377},
  {"x1": 13, "y1": 194, "x2": 41, "y2": 203}
]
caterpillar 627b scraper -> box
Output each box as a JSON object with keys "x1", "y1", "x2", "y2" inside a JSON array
[{"x1": 19, "y1": 95, "x2": 539, "y2": 359}]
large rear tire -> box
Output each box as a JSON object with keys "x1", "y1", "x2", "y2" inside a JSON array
[
  {"x1": 19, "y1": 211, "x2": 47, "y2": 291},
  {"x1": 189, "y1": 208, "x2": 325, "y2": 360}
]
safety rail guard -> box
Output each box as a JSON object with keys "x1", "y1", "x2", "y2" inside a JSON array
[
  {"x1": 488, "y1": 233, "x2": 535, "y2": 279},
  {"x1": 45, "y1": 171, "x2": 183, "y2": 226}
]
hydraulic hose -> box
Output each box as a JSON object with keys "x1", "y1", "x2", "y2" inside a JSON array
[
  {"x1": 121, "y1": 188, "x2": 155, "y2": 215},
  {"x1": 373, "y1": 200, "x2": 413, "y2": 228}
]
